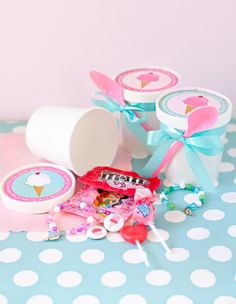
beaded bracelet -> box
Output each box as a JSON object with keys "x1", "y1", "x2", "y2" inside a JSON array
[
  {"x1": 47, "y1": 203, "x2": 94, "y2": 240},
  {"x1": 159, "y1": 183, "x2": 205, "y2": 216}
]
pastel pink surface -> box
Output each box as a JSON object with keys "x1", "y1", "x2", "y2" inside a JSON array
[{"x1": 0, "y1": 133, "x2": 131, "y2": 232}]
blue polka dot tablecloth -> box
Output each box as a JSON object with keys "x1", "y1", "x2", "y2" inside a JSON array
[{"x1": 0, "y1": 121, "x2": 236, "y2": 304}]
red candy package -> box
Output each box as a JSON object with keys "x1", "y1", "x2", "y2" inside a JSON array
[{"x1": 79, "y1": 167, "x2": 160, "y2": 196}]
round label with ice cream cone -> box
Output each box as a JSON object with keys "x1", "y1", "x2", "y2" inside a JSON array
[
  {"x1": 156, "y1": 88, "x2": 232, "y2": 130},
  {"x1": 115, "y1": 68, "x2": 179, "y2": 93},
  {"x1": 1, "y1": 163, "x2": 75, "y2": 214}
]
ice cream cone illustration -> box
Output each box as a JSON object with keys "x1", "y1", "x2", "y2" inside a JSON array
[
  {"x1": 26, "y1": 172, "x2": 51, "y2": 197},
  {"x1": 141, "y1": 80, "x2": 149, "y2": 88},
  {"x1": 33, "y1": 186, "x2": 44, "y2": 197},
  {"x1": 183, "y1": 95, "x2": 209, "y2": 114},
  {"x1": 136, "y1": 72, "x2": 159, "y2": 89},
  {"x1": 185, "y1": 104, "x2": 193, "y2": 114}
]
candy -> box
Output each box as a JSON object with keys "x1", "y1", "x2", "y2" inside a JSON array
[
  {"x1": 87, "y1": 226, "x2": 107, "y2": 240},
  {"x1": 120, "y1": 224, "x2": 149, "y2": 267},
  {"x1": 79, "y1": 166, "x2": 160, "y2": 196},
  {"x1": 103, "y1": 214, "x2": 124, "y2": 232},
  {"x1": 120, "y1": 224, "x2": 148, "y2": 244},
  {"x1": 62, "y1": 186, "x2": 134, "y2": 223},
  {"x1": 133, "y1": 187, "x2": 171, "y2": 254}
]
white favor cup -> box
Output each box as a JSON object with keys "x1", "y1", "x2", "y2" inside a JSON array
[
  {"x1": 26, "y1": 106, "x2": 119, "y2": 176},
  {"x1": 156, "y1": 88, "x2": 232, "y2": 186},
  {"x1": 115, "y1": 67, "x2": 181, "y2": 159}
]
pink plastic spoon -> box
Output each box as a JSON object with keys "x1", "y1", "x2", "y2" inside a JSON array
[
  {"x1": 152, "y1": 106, "x2": 219, "y2": 177},
  {"x1": 90, "y1": 70, "x2": 152, "y2": 131},
  {"x1": 90, "y1": 71, "x2": 125, "y2": 106}
]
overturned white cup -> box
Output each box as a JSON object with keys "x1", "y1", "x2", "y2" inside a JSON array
[{"x1": 26, "y1": 106, "x2": 119, "y2": 176}]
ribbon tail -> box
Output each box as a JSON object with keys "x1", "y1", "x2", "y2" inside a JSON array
[
  {"x1": 185, "y1": 146, "x2": 216, "y2": 193},
  {"x1": 138, "y1": 139, "x2": 174, "y2": 177}
]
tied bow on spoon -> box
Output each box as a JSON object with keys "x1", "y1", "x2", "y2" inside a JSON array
[{"x1": 90, "y1": 71, "x2": 148, "y2": 125}]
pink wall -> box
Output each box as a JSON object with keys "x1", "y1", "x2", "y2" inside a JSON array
[{"x1": 0, "y1": 0, "x2": 235, "y2": 119}]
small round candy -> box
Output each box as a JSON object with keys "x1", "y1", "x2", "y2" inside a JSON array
[
  {"x1": 103, "y1": 214, "x2": 124, "y2": 232},
  {"x1": 87, "y1": 226, "x2": 107, "y2": 240},
  {"x1": 87, "y1": 216, "x2": 95, "y2": 223}
]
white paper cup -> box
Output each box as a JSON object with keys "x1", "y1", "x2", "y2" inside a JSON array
[
  {"x1": 26, "y1": 106, "x2": 119, "y2": 176},
  {"x1": 120, "y1": 112, "x2": 159, "y2": 159},
  {"x1": 115, "y1": 67, "x2": 181, "y2": 159},
  {"x1": 156, "y1": 88, "x2": 232, "y2": 186}
]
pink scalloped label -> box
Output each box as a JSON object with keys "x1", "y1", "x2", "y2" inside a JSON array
[
  {"x1": 115, "y1": 68, "x2": 179, "y2": 92},
  {"x1": 3, "y1": 166, "x2": 73, "y2": 202}
]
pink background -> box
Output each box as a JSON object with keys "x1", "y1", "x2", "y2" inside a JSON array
[{"x1": 0, "y1": 0, "x2": 235, "y2": 119}]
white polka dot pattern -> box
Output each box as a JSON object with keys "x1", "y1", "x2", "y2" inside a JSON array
[
  {"x1": 190, "y1": 269, "x2": 216, "y2": 288},
  {"x1": 187, "y1": 227, "x2": 210, "y2": 240},
  {"x1": 80, "y1": 249, "x2": 105, "y2": 264},
  {"x1": 13, "y1": 270, "x2": 39, "y2": 287},
  {"x1": 39, "y1": 249, "x2": 63, "y2": 264},
  {"x1": 0, "y1": 248, "x2": 21, "y2": 263},
  {"x1": 72, "y1": 295, "x2": 100, "y2": 304},
  {"x1": 167, "y1": 295, "x2": 193, "y2": 304},
  {"x1": 26, "y1": 295, "x2": 53, "y2": 304},
  {"x1": 145, "y1": 270, "x2": 171, "y2": 286},
  {"x1": 0, "y1": 120, "x2": 236, "y2": 303},
  {"x1": 56, "y1": 271, "x2": 82, "y2": 288},
  {"x1": 119, "y1": 294, "x2": 147, "y2": 304},
  {"x1": 101, "y1": 271, "x2": 127, "y2": 287}
]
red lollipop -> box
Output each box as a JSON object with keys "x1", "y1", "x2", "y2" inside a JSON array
[
  {"x1": 120, "y1": 224, "x2": 149, "y2": 267},
  {"x1": 120, "y1": 224, "x2": 148, "y2": 244}
]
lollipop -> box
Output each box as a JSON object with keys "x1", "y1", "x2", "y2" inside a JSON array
[
  {"x1": 133, "y1": 187, "x2": 171, "y2": 254},
  {"x1": 120, "y1": 224, "x2": 149, "y2": 267}
]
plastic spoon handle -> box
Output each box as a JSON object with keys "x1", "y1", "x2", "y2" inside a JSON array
[
  {"x1": 135, "y1": 240, "x2": 149, "y2": 267},
  {"x1": 152, "y1": 141, "x2": 183, "y2": 177},
  {"x1": 148, "y1": 222, "x2": 171, "y2": 254}
]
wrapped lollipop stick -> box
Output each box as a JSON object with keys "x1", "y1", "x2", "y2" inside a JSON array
[
  {"x1": 133, "y1": 187, "x2": 171, "y2": 254},
  {"x1": 135, "y1": 240, "x2": 149, "y2": 267},
  {"x1": 148, "y1": 222, "x2": 171, "y2": 254}
]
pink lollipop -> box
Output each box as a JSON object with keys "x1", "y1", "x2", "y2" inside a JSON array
[
  {"x1": 133, "y1": 188, "x2": 171, "y2": 254},
  {"x1": 133, "y1": 188, "x2": 156, "y2": 224}
]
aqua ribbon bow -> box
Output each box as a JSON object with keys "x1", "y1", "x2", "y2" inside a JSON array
[
  {"x1": 140, "y1": 123, "x2": 226, "y2": 193},
  {"x1": 92, "y1": 92, "x2": 147, "y2": 124}
]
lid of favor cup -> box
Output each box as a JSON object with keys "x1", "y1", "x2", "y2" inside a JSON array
[
  {"x1": 156, "y1": 88, "x2": 232, "y2": 130},
  {"x1": 0, "y1": 163, "x2": 76, "y2": 214},
  {"x1": 115, "y1": 67, "x2": 180, "y2": 103}
]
